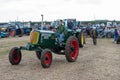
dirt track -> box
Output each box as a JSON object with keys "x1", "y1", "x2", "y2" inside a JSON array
[{"x1": 0, "y1": 36, "x2": 120, "y2": 80}]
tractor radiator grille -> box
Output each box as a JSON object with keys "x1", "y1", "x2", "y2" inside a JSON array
[{"x1": 30, "y1": 31, "x2": 39, "y2": 44}]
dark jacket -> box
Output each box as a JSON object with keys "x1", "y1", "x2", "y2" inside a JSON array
[
  {"x1": 114, "y1": 29, "x2": 118, "y2": 36},
  {"x1": 67, "y1": 22, "x2": 73, "y2": 29}
]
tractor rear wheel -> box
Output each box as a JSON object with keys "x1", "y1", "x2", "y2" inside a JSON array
[
  {"x1": 78, "y1": 33, "x2": 84, "y2": 47},
  {"x1": 18, "y1": 29, "x2": 24, "y2": 37},
  {"x1": 9, "y1": 47, "x2": 22, "y2": 65},
  {"x1": 10, "y1": 29, "x2": 16, "y2": 37},
  {"x1": 116, "y1": 36, "x2": 120, "y2": 44},
  {"x1": 41, "y1": 49, "x2": 52, "y2": 68},
  {"x1": 36, "y1": 50, "x2": 42, "y2": 60},
  {"x1": 65, "y1": 36, "x2": 79, "y2": 62}
]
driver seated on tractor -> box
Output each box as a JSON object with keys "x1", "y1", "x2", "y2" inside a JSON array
[{"x1": 56, "y1": 20, "x2": 67, "y2": 44}]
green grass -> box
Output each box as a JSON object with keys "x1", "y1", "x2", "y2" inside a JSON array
[{"x1": 0, "y1": 36, "x2": 29, "y2": 56}]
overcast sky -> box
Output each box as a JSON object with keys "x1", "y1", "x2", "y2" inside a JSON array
[{"x1": 0, "y1": 0, "x2": 120, "y2": 22}]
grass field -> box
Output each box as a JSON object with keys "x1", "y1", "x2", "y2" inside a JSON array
[{"x1": 0, "y1": 36, "x2": 29, "y2": 56}]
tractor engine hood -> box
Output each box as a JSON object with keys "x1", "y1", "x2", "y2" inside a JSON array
[
  {"x1": 36, "y1": 30, "x2": 55, "y2": 34},
  {"x1": 30, "y1": 30, "x2": 55, "y2": 45}
]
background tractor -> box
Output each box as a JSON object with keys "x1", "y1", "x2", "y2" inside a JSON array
[{"x1": 8, "y1": 22, "x2": 24, "y2": 37}]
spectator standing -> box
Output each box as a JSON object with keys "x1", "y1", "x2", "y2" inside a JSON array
[
  {"x1": 114, "y1": 28, "x2": 118, "y2": 43},
  {"x1": 91, "y1": 27, "x2": 98, "y2": 45}
]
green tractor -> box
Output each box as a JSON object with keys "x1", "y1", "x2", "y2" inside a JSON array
[{"x1": 8, "y1": 20, "x2": 85, "y2": 68}]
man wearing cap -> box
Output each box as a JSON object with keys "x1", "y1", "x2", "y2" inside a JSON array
[{"x1": 56, "y1": 20, "x2": 66, "y2": 44}]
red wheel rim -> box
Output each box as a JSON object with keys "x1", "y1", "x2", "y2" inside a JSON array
[
  {"x1": 44, "y1": 52, "x2": 52, "y2": 65},
  {"x1": 70, "y1": 39, "x2": 79, "y2": 60},
  {"x1": 12, "y1": 49, "x2": 20, "y2": 63},
  {"x1": 10, "y1": 30, "x2": 15, "y2": 37}
]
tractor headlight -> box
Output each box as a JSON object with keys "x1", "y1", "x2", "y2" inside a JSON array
[{"x1": 30, "y1": 31, "x2": 39, "y2": 44}]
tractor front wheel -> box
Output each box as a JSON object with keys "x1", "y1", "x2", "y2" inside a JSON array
[
  {"x1": 65, "y1": 36, "x2": 79, "y2": 62},
  {"x1": 41, "y1": 49, "x2": 52, "y2": 68},
  {"x1": 36, "y1": 50, "x2": 42, "y2": 60},
  {"x1": 9, "y1": 47, "x2": 22, "y2": 65}
]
